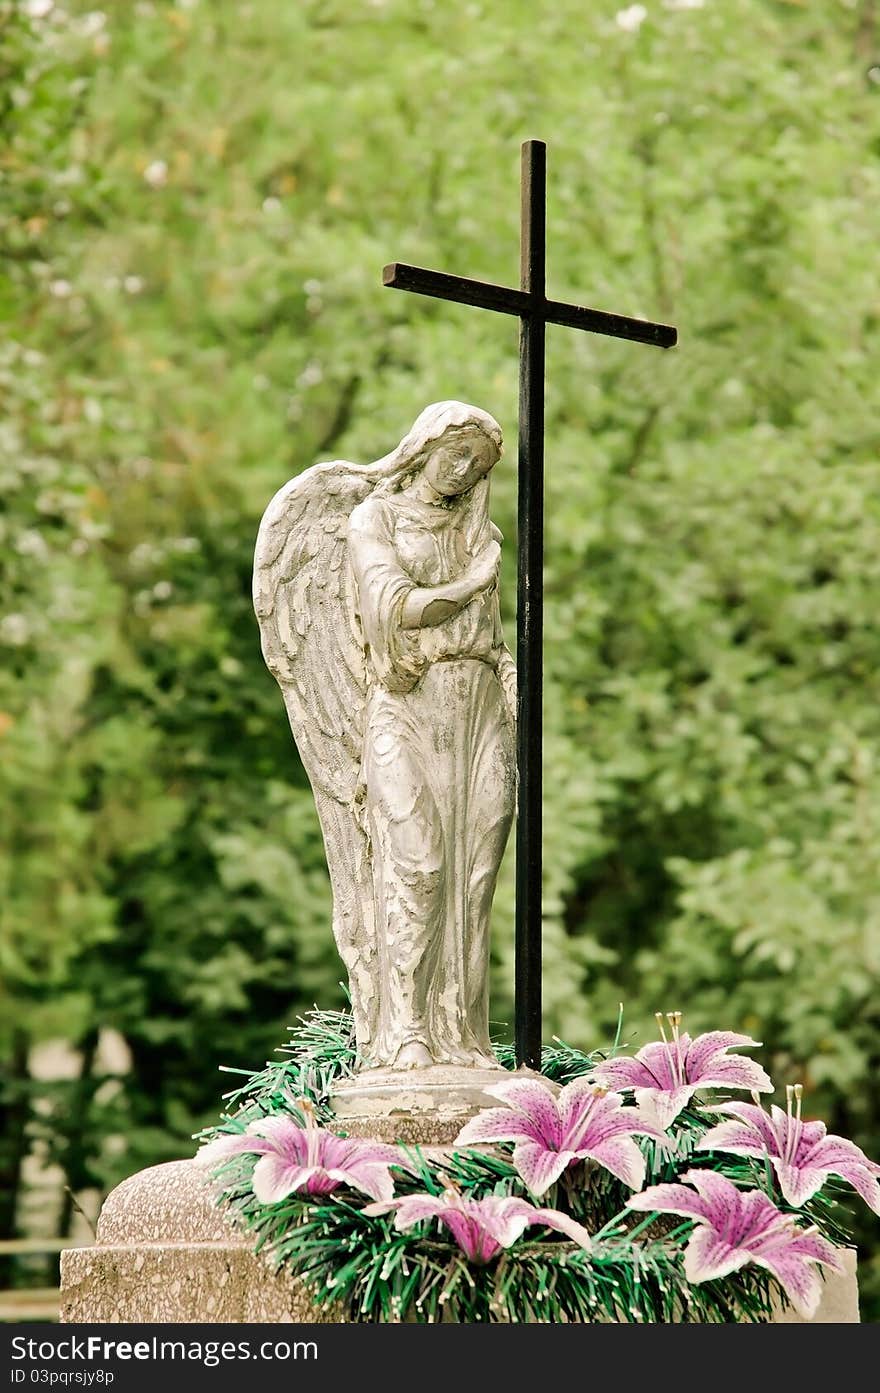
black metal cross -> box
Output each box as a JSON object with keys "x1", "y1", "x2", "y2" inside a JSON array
[{"x1": 383, "y1": 139, "x2": 677, "y2": 1070}]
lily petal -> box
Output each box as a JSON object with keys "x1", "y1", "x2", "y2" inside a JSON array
[
  {"x1": 344, "y1": 1138, "x2": 417, "y2": 1169},
  {"x1": 590, "y1": 1056, "x2": 658, "y2": 1091},
  {"x1": 326, "y1": 1162, "x2": 395, "y2": 1203},
  {"x1": 194, "y1": 1132, "x2": 274, "y2": 1166},
  {"x1": 711, "y1": 1101, "x2": 784, "y2": 1152},
  {"x1": 683, "y1": 1224, "x2": 751, "y2": 1284},
  {"x1": 484, "y1": 1079, "x2": 563, "y2": 1148},
  {"x1": 804, "y1": 1135, "x2": 880, "y2": 1177},
  {"x1": 627, "y1": 1181, "x2": 713, "y2": 1223},
  {"x1": 685, "y1": 1032, "x2": 762, "y2": 1078},
  {"x1": 477, "y1": 1197, "x2": 539, "y2": 1249},
  {"x1": 570, "y1": 1098, "x2": 666, "y2": 1148},
  {"x1": 783, "y1": 1229, "x2": 844, "y2": 1273},
  {"x1": 530, "y1": 1207, "x2": 593, "y2": 1253},
  {"x1": 455, "y1": 1108, "x2": 545, "y2": 1147},
  {"x1": 557, "y1": 1077, "x2": 612, "y2": 1136},
  {"x1": 625, "y1": 1041, "x2": 679, "y2": 1091},
  {"x1": 252, "y1": 1154, "x2": 314, "y2": 1203},
  {"x1": 440, "y1": 1211, "x2": 501, "y2": 1263},
  {"x1": 831, "y1": 1165, "x2": 880, "y2": 1216},
  {"x1": 511, "y1": 1141, "x2": 573, "y2": 1196},
  {"x1": 771, "y1": 1160, "x2": 827, "y2": 1209},
  {"x1": 752, "y1": 1244, "x2": 830, "y2": 1320},
  {"x1": 248, "y1": 1115, "x2": 310, "y2": 1164},
  {"x1": 582, "y1": 1135, "x2": 647, "y2": 1192},
  {"x1": 693, "y1": 1055, "x2": 773, "y2": 1094},
  {"x1": 634, "y1": 1085, "x2": 695, "y2": 1130},
  {"x1": 697, "y1": 1118, "x2": 769, "y2": 1159},
  {"x1": 379, "y1": 1195, "x2": 447, "y2": 1228}
]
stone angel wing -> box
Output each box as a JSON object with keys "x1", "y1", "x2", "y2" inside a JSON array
[{"x1": 252, "y1": 460, "x2": 377, "y2": 1053}]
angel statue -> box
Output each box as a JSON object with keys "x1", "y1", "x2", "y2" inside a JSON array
[{"x1": 253, "y1": 401, "x2": 517, "y2": 1079}]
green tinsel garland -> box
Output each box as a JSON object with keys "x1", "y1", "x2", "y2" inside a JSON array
[{"x1": 200, "y1": 1008, "x2": 852, "y2": 1325}]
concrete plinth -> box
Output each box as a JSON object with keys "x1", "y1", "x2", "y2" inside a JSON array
[
  {"x1": 60, "y1": 1160, "x2": 340, "y2": 1323},
  {"x1": 60, "y1": 1158, "x2": 860, "y2": 1324}
]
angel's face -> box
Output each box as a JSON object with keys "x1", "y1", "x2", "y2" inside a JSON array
[{"x1": 421, "y1": 430, "x2": 498, "y2": 498}]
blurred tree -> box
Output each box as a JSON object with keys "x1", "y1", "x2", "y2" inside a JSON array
[{"x1": 1, "y1": 0, "x2": 878, "y2": 1313}]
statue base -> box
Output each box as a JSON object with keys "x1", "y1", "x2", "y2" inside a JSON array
[
  {"x1": 60, "y1": 1157, "x2": 860, "y2": 1324},
  {"x1": 329, "y1": 1063, "x2": 551, "y2": 1144}
]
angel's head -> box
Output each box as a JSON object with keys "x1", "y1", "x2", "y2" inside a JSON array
[
  {"x1": 419, "y1": 424, "x2": 500, "y2": 498},
  {"x1": 377, "y1": 401, "x2": 503, "y2": 498}
]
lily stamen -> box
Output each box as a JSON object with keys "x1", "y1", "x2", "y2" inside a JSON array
[
  {"x1": 789, "y1": 1083, "x2": 804, "y2": 1165},
  {"x1": 782, "y1": 1084, "x2": 805, "y2": 1166},
  {"x1": 564, "y1": 1086, "x2": 602, "y2": 1153},
  {"x1": 655, "y1": 1010, "x2": 685, "y2": 1087},
  {"x1": 784, "y1": 1085, "x2": 793, "y2": 1164},
  {"x1": 667, "y1": 1011, "x2": 684, "y2": 1087},
  {"x1": 655, "y1": 1011, "x2": 674, "y2": 1084},
  {"x1": 298, "y1": 1096, "x2": 320, "y2": 1168}
]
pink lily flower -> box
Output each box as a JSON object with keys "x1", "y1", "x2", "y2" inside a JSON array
[
  {"x1": 698, "y1": 1084, "x2": 880, "y2": 1214},
  {"x1": 364, "y1": 1188, "x2": 593, "y2": 1264},
  {"x1": 627, "y1": 1168, "x2": 843, "y2": 1318},
  {"x1": 454, "y1": 1076, "x2": 665, "y2": 1196},
  {"x1": 196, "y1": 1100, "x2": 409, "y2": 1204},
  {"x1": 591, "y1": 1012, "x2": 773, "y2": 1129}
]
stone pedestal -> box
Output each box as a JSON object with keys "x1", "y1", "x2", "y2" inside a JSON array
[
  {"x1": 60, "y1": 1160, "x2": 339, "y2": 1323},
  {"x1": 60, "y1": 1158, "x2": 860, "y2": 1324}
]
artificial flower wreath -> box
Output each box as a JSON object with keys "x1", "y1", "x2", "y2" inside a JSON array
[{"x1": 197, "y1": 1010, "x2": 878, "y2": 1323}]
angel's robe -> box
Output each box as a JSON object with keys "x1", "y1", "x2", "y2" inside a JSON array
[{"x1": 347, "y1": 490, "x2": 516, "y2": 1069}]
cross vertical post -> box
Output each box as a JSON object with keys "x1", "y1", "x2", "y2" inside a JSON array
[
  {"x1": 381, "y1": 140, "x2": 676, "y2": 1070},
  {"x1": 516, "y1": 140, "x2": 546, "y2": 1070}
]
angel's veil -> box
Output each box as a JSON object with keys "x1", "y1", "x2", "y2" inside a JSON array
[{"x1": 253, "y1": 401, "x2": 503, "y2": 1059}]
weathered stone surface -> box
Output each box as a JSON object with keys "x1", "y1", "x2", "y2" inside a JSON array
[
  {"x1": 61, "y1": 1158, "x2": 341, "y2": 1324},
  {"x1": 330, "y1": 1063, "x2": 554, "y2": 1128},
  {"x1": 60, "y1": 1244, "x2": 340, "y2": 1324},
  {"x1": 96, "y1": 1159, "x2": 247, "y2": 1246},
  {"x1": 254, "y1": 402, "x2": 516, "y2": 1076},
  {"x1": 334, "y1": 1110, "x2": 474, "y2": 1148},
  {"x1": 59, "y1": 1158, "x2": 860, "y2": 1324},
  {"x1": 331, "y1": 1066, "x2": 530, "y2": 1147}
]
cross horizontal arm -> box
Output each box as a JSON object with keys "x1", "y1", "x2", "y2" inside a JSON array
[
  {"x1": 383, "y1": 262, "x2": 526, "y2": 318},
  {"x1": 545, "y1": 297, "x2": 677, "y2": 349},
  {"x1": 383, "y1": 262, "x2": 677, "y2": 349}
]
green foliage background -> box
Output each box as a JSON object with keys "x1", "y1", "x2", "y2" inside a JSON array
[{"x1": 2, "y1": 0, "x2": 878, "y2": 1316}]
